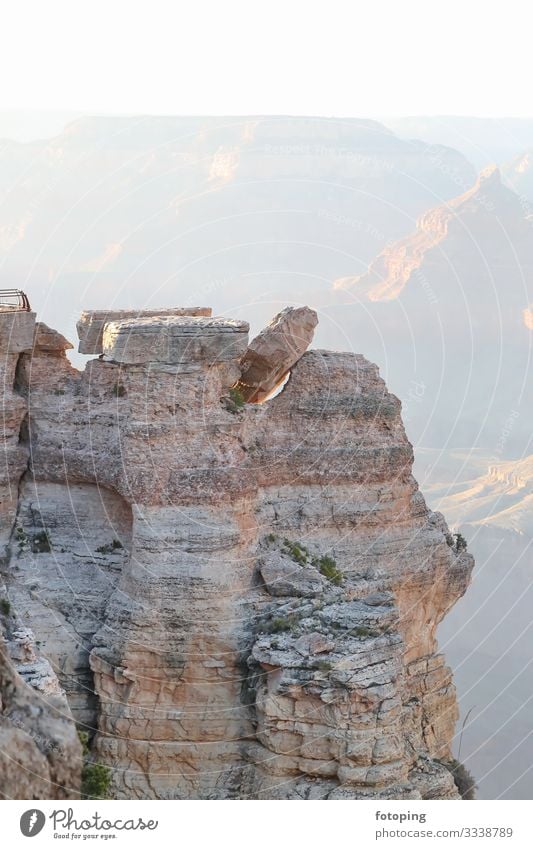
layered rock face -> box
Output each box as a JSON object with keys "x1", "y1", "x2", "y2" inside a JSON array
[
  {"x1": 1, "y1": 305, "x2": 472, "y2": 800},
  {"x1": 0, "y1": 309, "x2": 81, "y2": 799}
]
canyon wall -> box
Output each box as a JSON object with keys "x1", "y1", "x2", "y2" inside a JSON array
[
  {"x1": 0, "y1": 306, "x2": 473, "y2": 799},
  {"x1": 0, "y1": 312, "x2": 81, "y2": 799}
]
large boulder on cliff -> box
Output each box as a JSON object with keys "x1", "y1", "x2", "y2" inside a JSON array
[{"x1": 237, "y1": 306, "x2": 318, "y2": 402}]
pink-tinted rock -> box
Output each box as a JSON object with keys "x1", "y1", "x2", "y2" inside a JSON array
[{"x1": 237, "y1": 306, "x2": 318, "y2": 402}]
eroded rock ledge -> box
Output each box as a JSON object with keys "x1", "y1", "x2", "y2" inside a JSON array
[{"x1": 0, "y1": 305, "x2": 473, "y2": 799}]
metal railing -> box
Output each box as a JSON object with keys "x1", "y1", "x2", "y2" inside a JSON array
[{"x1": 0, "y1": 289, "x2": 31, "y2": 311}]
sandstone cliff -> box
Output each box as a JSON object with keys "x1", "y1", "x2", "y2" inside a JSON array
[{"x1": 0, "y1": 304, "x2": 473, "y2": 799}]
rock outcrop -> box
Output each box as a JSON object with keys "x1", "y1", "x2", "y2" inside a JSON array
[
  {"x1": 237, "y1": 306, "x2": 318, "y2": 402},
  {"x1": 0, "y1": 303, "x2": 473, "y2": 800},
  {"x1": 0, "y1": 310, "x2": 82, "y2": 799},
  {"x1": 77, "y1": 308, "x2": 212, "y2": 355}
]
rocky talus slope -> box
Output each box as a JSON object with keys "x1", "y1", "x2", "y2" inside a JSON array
[{"x1": 0, "y1": 305, "x2": 473, "y2": 799}]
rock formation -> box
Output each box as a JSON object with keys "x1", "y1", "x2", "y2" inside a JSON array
[
  {"x1": 0, "y1": 311, "x2": 81, "y2": 799},
  {"x1": 77, "y1": 307, "x2": 212, "y2": 355},
  {"x1": 0, "y1": 302, "x2": 473, "y2": 800},
  {"x1": 237, "y1": 306, "x2": 318, "y2": 402}
]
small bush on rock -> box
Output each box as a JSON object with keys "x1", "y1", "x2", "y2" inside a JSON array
[
  {"x1": 454, "y1": 533, "x2": 468, "y2": 552},
  {"x1": 282, "y1": 538, "x2": 309, "y2": 565},
  {"x1": 96, "y1": 540, "x2": 124, "y2": 555},
  {"x1": 262, "y1": 613, "x2": 300, "y2": 634},
  {"x1": 78, "y1": 730, "x2": 111, "y2": 800},
  {"x1": 313, "y1": 554, "x2": 343, "y2": 586},
  {"x1": 353, "y1": 625, "x2": 372, "y2": 638}
]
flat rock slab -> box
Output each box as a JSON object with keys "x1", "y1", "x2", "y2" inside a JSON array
[
  {"x1": 0, "y1": 310, "x2": 36, "y2": 353},
  {"x1": 77, "y1": 307, "x2": 212, "y2": 354},
  {"x1": 237, "y1": 306, "x2": 318, "y2": 402},
  {"x1": 102, "y1": 315, "x2": 249, "y2": 366}
]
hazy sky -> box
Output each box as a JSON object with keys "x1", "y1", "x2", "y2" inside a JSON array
[{"x1": 2, "y1": 0, "x2": 531, "y2": 118}]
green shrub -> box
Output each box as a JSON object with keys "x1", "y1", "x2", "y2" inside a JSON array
[
  {"x1": 113, "y1": 383, "x2": 126, "y2": 398},
  {"x1": 263, "y1": 614, "x2": 300, "y2": 634},
  {"x1": 267, "y1": 617, "x2": 292, "y2": 633},
  {"x1": 353, "y1": 625, "x2": 372, "y2": 638},
  {"x1": 81, "y1": 762, "x2": 111, "y2": 800},
  {"x1": 266, "y1": 533, "x2": 277, "y2": 543},
  {"x1": 316, "y1": 660, "x2": 332, "y2": 671},
  {"x1": 0, "y1": 598, "x2": 11, "y2": 616},
  {"x1": 229, "y1": 387, "x2": 245, "y2": 408},
  {"x1": 54, "y1": 388, "x2": 66, "y2": 396},
  {"x1": 454, "y1": 533, "x2": 468, "y2": 552},
  {"x1": 223, "y1": 386, "x2": 246, "y2": 414},
  {"x1": 282, "y1": 538, "x2": 309, "y2": 566},
  {"x1": 78, "y1": 730, "x2": 111, "y2": 800},
  {"x1": 96, "y1": 539, "x2": 124, "y2": 555},
  {"x1": 313, "y1": 554, "x2": 343, "y2": 586},
  {"x1": 15, "y1": 526, "x2": 29, "y2": 552}
]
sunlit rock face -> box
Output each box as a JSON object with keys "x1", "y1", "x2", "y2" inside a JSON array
[
  {"x1": 237, "y1": 306, "x2": 318, "y2": 402},
  {"x1": 0, "y1": 305, "x2": 472, "y2": 799}
]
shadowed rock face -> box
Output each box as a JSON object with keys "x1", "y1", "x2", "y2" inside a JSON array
[
  {"x1": 237, "y1": 306, "x2": 318, "y2": 402},
  {"x1": 0, "y1": 305, "x2": 473, "y2": 800},
  {"x1": 0, "y1": 641, "x2": 82, "y2": 800},
  {"x1": 0, "y1": 311, "x2": 81, "y2": 799}
]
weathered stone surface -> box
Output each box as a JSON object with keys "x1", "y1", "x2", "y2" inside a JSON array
[
  {"x1": 0, "y1": 309, "x2": 36, "y2": 353},
  {"x1": 102, "y1": 315, "x2": 249, "y2": 372},
  {"x1": 8, "y1": 480, "x2": 132, "y2": 727},
  {"x1": 1, "y1": 592, "x2": 82, "y2": 799},
  {"x1": 0, "y1": 305, "x2": 473, "y2": 800},
  {"x1": 77, "y1": 307, "x2": 212, "y2": 354},
  {"x1": 237, "y1": 306, "x2": 318, "y2": 402},
  {"x1": 0, "y1": 316, "x2": 83, "y2": 799},
  {"x1": 33, "y1": 322, "x2": 73, "y2": 354},
  {"x1": 259, "y1": 551, "x2": 327, "y2": 597}
]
